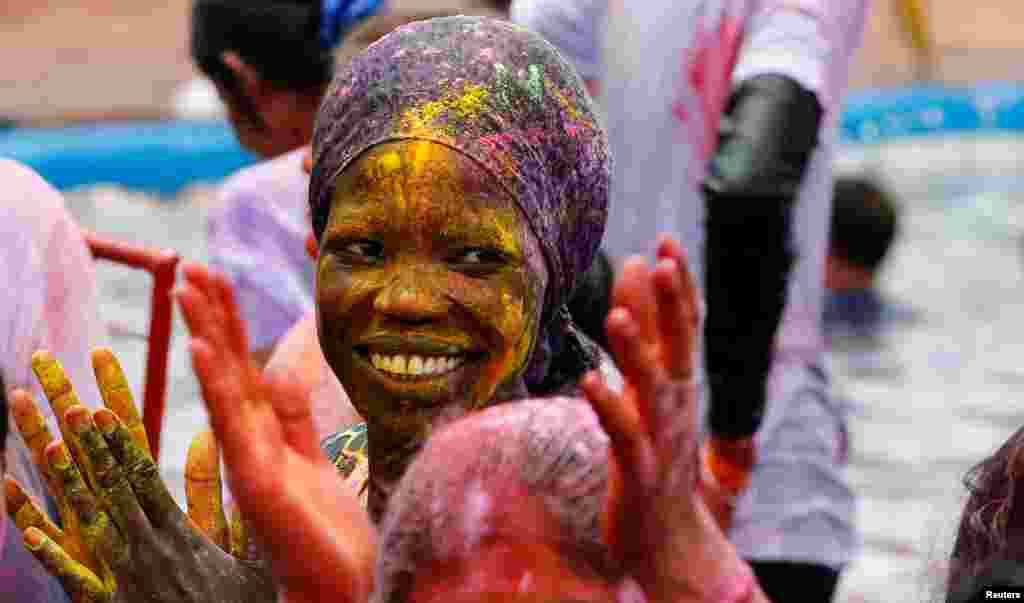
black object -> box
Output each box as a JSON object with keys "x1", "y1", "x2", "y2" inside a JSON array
[
  {"x1": 702, "y1": 73, "x2": 823, "y2": 438},
  {"x1": 567, "y1": 249, "x2": 614, "y2": 351},
  {"x1": 750, "y1": 560, "x2": 841, "y2": 602}
]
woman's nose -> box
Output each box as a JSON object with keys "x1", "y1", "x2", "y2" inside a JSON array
[{"x1": 373, "y1": 271, "x2": 450, "y2": 323}]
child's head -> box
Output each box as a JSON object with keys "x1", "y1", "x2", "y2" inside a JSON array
[{"x1": 826, "y1": 176, "x2": 901, "y2": 291}]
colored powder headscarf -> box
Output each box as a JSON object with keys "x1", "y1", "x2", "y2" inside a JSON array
[{"x1": 309, "y1": 16, "x2": 610, "y2": 393}]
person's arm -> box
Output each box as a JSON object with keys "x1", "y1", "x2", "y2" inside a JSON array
[
  {"x1": 702, "y1": 1, "x2": 850, "y2": 503},
  {"x1": 701, "y1": 69, "x2": 822, "y2": 462}
]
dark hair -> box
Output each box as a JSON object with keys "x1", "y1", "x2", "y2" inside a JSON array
[
  {"x1": 947, "y1": 425, "x2": 1024, "y2": 601},
  {"x1": 191, "y1": 0, "x2": 334, "y2": 95},
  {"x1": 567, "y1": 249, "x2": 613, "y2": 350},
  {"x1": 829, "y1": 177, "x2": 901, "y2": 272},
  {"x1": 947, "y1": 559, "x2": 1024, "y2": 603}
]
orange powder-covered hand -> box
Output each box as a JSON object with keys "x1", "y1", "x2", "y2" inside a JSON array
[
  {"x1": 700, "y1": 434, "x2": 757, "y2": 533},
  {"x1": 580, "y1": 237, "x2": 772, "y2": 603},
  {"x1": 178, "y1": 262, "x2": 377, "y2": 603}
]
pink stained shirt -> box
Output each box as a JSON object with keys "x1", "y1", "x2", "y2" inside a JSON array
[{"x1": 0, "y1": 159, "x2": 108, "y2": 603}]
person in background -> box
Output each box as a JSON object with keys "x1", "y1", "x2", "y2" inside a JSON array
[
  {"x1": 824, "y1": 176, "x2": 902, "y2": 342},
  {"x1": 599, "y1": 0, "x2": 869, "y2": 600},
  {"x1": 192, "y1": 0, "x2": 388, "y2": 370},
  {"x1": 0, "y1": 159, "x2": 108, "y2": 603}
]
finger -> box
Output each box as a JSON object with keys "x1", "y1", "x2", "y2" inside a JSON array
[
  {"x1": 10, "y1": 389, "x2": 56, "y2": 480},
  {"x1": 657, "y1": 235, "x2": 704, "y2": 319},
  {"x1": 177, "y1": 280, "x2": 227, "y2": 351},
  {"x1": 190, "y1": 339, "x2": 264, "y2": 468},
  {"x1": 32, "y1": 352, "x2": 96, "y2": 486},
  {"x1": 652, "y1": 257, "x2": 698, "y2": 380},
  {"x1": 601, "y1": 449, "x2": 629, "y2": 560},
  {"x1": 32, "y1": 351, "x2": 85, "y2": 436},
  {"x1": 605, "y1": 308, "x2": 665, "y2": 421},
  {"x1": 611, "y1": 257, "x2": 658, "y2": 345},
  {"x1": 185, "y1": 430, "x2": 229, "y2": 551},
  {"x1": 46, "y1": 440, "x2": 101, "y2": 534},
  {"x1": 228, "y1": 501, "x2": 252, "y2": 560},
  {"x1": 92, "y1": 348, "x2": 150, "y2": 454},
  {"x1": 579, "y1": 371, "x2": 657, "y2": 488},
  {"x1": 75, "y1": 408, "x2": 150, "y2": 536},
  {"x1": 6, "y1": 477, "x2": 65, "y2": 546},
  {"x1": 7, "y1": 476, "x2": 95, "y2": 569},
  {"x1": 179, "y1": 264, "x2": 234, "y2": 351},
  {"x1": 98, "y1": 410, "x2": 181, "y2": 528},
  {"x1": 211, "y1": 270, "x2": 252, "y2": 362},
  {"x1": 265, "y1": 375, "x2": 321, "y2": 460},
  {"x1": 23, "y1": 528, "x2": 111, "y2": 603}
]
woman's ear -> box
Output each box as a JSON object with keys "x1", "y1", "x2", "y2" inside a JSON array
[{"x1": 220, "y1": 51, "x2": 266, "y2": 107}]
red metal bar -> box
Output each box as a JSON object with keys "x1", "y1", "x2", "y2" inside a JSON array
[{"x1": 84, "y1": 231, "x2": 180, "y2": 463}]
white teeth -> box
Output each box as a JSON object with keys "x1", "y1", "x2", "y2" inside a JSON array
[
  {"x1": 392, "y1": 355, "x2": 407, "y2": 374},
  {"x1": 369, "y1": 353, "x2": 466, "y2": 376},
  {"x1": 408, "y1": 355, "x2": 423, "y2": 375}
]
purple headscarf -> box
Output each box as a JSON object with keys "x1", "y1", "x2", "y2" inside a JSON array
[{"x1": 309, "y1": 16, "x2": 610, "y2": 392}]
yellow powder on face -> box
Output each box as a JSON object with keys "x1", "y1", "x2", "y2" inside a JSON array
[{"x1": 377, "y1": 150, "x2": 403, "y2": 176}]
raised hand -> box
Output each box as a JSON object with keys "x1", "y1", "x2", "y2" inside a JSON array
[
  {"x1": 580, "y1": 237, "x2": 769, "y2": 603},
  {"x1": 178, "y1": 262, "x2": 376, "y2": 603},
  {"x1": 5, "y1": 349, "x2": 274, "y2": 603}
]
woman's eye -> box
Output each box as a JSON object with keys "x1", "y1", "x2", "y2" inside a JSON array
[
  {"x1": 342, "y1": 241, "x2": 384, "y2": 260},
  {"x1": 456, "y1": 248, "x2": 506, "y2": 265}
]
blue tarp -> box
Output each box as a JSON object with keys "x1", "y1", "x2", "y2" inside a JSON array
[
  {"x1": 0, "y1": 121, "x2": 256, "y2": 196},
  {"x1": 3, "y1": 82, "x2": 1024, "y2": 195}
]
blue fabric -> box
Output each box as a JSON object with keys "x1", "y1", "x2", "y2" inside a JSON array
[{"x1": 320, "y1": 0, "x2": 387, "y2": 51}]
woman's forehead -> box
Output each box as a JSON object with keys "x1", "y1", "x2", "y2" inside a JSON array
[{"x1": 339, "y1": 140, "x2": 506, "y2": 197}]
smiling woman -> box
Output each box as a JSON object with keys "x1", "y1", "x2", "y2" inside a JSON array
[{"x1": 309, "y1": 15, "x2": 610, "y2": 519}]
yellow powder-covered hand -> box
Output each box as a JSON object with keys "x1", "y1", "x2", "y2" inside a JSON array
[{"x1": 4, "y1": 349, "x2": 276, "y2": 603}]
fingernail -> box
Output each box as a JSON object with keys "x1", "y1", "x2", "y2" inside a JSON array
[
  {"x1": 4, "y1": 478, "x2": 24, "y2": 505},
  {"x1": 94, "y1": 410, "x2": 117, "y2": 435},
  {"x1": 23, "y1": 527, "x2": 44, "y2": 550},
  {"x1": 66, "y1": 407, "x2": 91, "y2": 434},
  {"x1": 46, "y1": 444, "x2": 71, "y2": 470},
  {"x1": 657, "y1": 258, "x2": 677, "y2": 273}
]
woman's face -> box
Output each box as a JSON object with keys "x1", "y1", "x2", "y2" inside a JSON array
[{"x1": 316, "y1": 140, "x2": 547, "y2": 433}]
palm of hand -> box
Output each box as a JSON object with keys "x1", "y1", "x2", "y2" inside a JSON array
[
  {"x1": 179, "y1": 262, "x2": 376, "y2": 603},
  {"x1": 580, "y1": 239, "x2": 703, "y2": 571}
]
